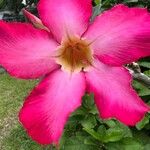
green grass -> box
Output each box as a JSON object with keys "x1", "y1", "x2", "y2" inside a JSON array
[
  {"x1": 0, "y1": 73, "x2": 36, "y2": 119},
  {"x1": 0, "y1": 73, "x2": 49, "y2": 150}
]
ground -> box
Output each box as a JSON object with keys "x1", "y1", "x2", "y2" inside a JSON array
[{"x1": 0, "y1": 73, "x2": 49, "y2": 150}]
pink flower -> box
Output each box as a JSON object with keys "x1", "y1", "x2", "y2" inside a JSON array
[{"x1": 0, "y1": 0, "x2": 150, "y2": 145}]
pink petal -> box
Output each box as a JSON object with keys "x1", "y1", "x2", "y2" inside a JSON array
[
  {"x1": 23, "y1": 9, "x2": 50, "y2": 31},
  {"x1": 0, "y1": 21, "x2": 59, "y2": 79},
  {"x1": 85, "y1": 60, "x2": 149, "y2": 125},
  {"x1": 19, "y1": 69, "x2": 85, "y2": 144},
  {"x1": 84, "y1": 5, "x2": 150, "y2": 66},
  {"x1": 38, "y1": 0, "x2": 92, "y2": 42}
]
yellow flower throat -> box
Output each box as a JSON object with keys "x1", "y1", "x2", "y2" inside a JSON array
[{"x1": 57, "y1": 37, "x2": 93, "y2": 72}]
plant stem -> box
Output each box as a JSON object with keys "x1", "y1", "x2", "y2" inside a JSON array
[{"x1": 127, "y1": 62, "x2": 150, "y2": 89}]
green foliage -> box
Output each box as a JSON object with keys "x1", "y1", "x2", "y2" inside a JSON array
[
  {"x1": 0, "y1": 0, "x2": 6, "y2": 9},
  {"x1": 60, "y1": 94, "x2": 149, "y2": 150},
  {"x1": 105, "y1": 138, "x2": 144, "y2": 150},
  {"x1": 136, "y1": 114, "x2": 150, "y2": 130},
  {"x1": 133, "y1": 81, "x2": 150, "y2": 96}
]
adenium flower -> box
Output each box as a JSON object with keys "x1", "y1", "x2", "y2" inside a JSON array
[{"x1": 0, "y1": 0, "x2": 150, "y2": 145}]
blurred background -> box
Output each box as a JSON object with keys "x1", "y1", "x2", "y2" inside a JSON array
[
  {"x1": 0, "y1": 0, "x2": 150, "y2": 150},
  {"x1": 0, "y1": 0, "x2": 150, "y2": 22}
]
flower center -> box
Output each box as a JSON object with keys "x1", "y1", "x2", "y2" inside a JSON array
[{"x1": 56, "y1": 37, "x2": 93, "y2": 72}]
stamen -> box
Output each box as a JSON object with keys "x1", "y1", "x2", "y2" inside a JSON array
[{"x1": 56, "y1": 37, "x2": 93, "y2": 72}]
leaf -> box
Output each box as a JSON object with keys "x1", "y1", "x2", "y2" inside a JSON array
[
  {"x1": 132, "y1": 130, "x2": 150, "y2": 149},
  {"x1": 82, "y1": 94, "x2": 95, "y2": 109},
  {"x1": 103, "y1": 119, "x2": 117, "y2": 128},
  {"x1": 82, "y1": 94, "x2": 98, "y2": 114},
  {"x1": 89, "y1": 106, "x2": 98, "y2": 115},
  {"x1": 71, "y1": 107, "x2": 87, "y2": 116},
  {"x1": 144, "y1": 70, "x2": 150, "y2": 77},
  {"x1": 144, "y1": 144, "x2": 150, "y2": 150},
  {"x1": 138, "y1": 88, "x2": 150, "y2": 96},
  {"x1": 0, "y1": 0, "x2": 6, "y2": 9},
  {"x1": 84, "y1": 125, "x2": 126, "y2": 143},
  {"x1": 116, "y1": 123, "x2": 132, "y2": 138},
  {"x1": 124, "y1": 0, "x2": 138, "y2": 2},
  {"x1": 138, "y1": 61, "x2": 150, "y2": 69},
  {"x1": 104, "y1": 127, "x2": 125, "y2": 142},
  {"x1": 84, "y1": 137, "x2": 98, "y2": 146},
  {"x1": 132, "y1": 80, "x2": 150, "y2": 96},
  {"x1": 103, "y1": 120, "x2": 132, "y2": 138},
  {"x1": 60, "y1": 133, "x2": 100, "y2": 150},
  {"x1": 91, "y1": 4, "x2": 103, "y2": 21},
  {"x1": 97, "y1": 125, "x2": 107, "y2": 137},
  {"x1": 81, "y1": 115, "x2": 97, "y2": 129},
  {"x1": 136, "y1": 114, "x2": 149, "y2": 130},
  {"x1": 83, "y1": 127, "x2": 105, "y2": 142},
  {"x1": 94, "y1": 0, "x2": 101, "y2": 5},
  {"x1": 105, "y1": 138, "x2": 144, "y2": 150}
]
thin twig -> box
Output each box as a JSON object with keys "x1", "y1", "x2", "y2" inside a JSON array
[{"x1": 127, "y1": 62, "x2": 150, "y2": 89}]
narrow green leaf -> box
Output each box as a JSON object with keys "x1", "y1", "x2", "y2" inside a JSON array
[
  {"x1": 138, "y1": 61, "x2": 150, "y2": 69},
  {"x1": 136, "y1": 115, "x2": 149, "y2": 130},
  {"x1": 124, "y1": 0, "x2": 138, "y2": 2}
]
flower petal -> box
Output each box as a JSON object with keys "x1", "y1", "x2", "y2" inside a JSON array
[
  {"x1": 84, "y1": 5, "x2": 150, "y2": 66},
  {"x1": 23, "y1": 9, "x2": 50, "y2": 31},
  {"x1": 38, "y1": 0, "x2": 92, "y2": 42},
  {"x1": 85, "y1": 60, "x2": 149, "y2": 125},
  {"x1": 0, "y1": 21, "x2": 59, "y2": 79},
  {"x1": 19, "y1": 70, "x2": 85, "y2": 144}
]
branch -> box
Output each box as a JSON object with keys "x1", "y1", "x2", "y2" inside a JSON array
[{"x1": 127, "y1": 63, "x2": 150, "y2": 89}]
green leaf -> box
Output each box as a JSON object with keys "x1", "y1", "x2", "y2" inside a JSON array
[
  {"x1": 138, "y1": 88, "x2": 150, "y2": 96},
  {"x1": 138, "y1": 61, "x2": 150, "y2": 69},
  {"x1": 60, "y1": 134, "x2": 100, "y2": 150},
  {"x1": 94, "y1": 0, "x2": 101, "y2": 5},
  {"x1": 145, "y1": 144, "x2": 150, "y2": 150},
  {"x1": 84, "y1": 125, "x2": 126, "y2": 143},
  {"x1": 91, "y1": 4, "x2": 103, "y2": 21},
  {"x1": 83, "y1": 136, "x2": 103, "y2": 148},
  {"x1": 0, "y1": 0, "x2": 6, "y2": 8},
  {"x1": 132, "y1": 80, "x2": 150, "y2": 96},
  {"x1": 133, "y1": 130, "x2": 150, "y2": 145},
  {"x1": 103, "y1": 119, "x2": 117, "y2": 128},
  {"x1": 105, "y1": 138, "x2": 144, "y2": 150},
  {"x1": 71, "y1": 107, "x2": 87, "y2": 116},
  {"x1": 103, "y1": 120, "x2": 132, "y2": 138},
  {"x1": 136, "y1": 114, "x2": 149, "y2": 130},
  {"x1": 117, "y1": 123, "x2": 132, "y2": 138},
  {"x1": 124, "y1": 0, "x2": 138, "y2": 2},
  {"x1": 82, "y1": 94, "x2": 95, "y2": 109},
  {"x1": 97, "y1": 125, "x2": 107, "y2": 138},
  {"x1": 81, "y1": 115, "x2": 97, "y2": 129},
  {"x1": 104, "y1": 127, "x2": 125, "y2": 142},
  {"x1": 83, "y1": 127, "x2": 105, "y2": 142},
  {"x1": 144, "y1": 70, "x2": 150, "y2": 77},
  {"x1": 89, "y1": 106, "x2": 98, "y2": 115}
]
